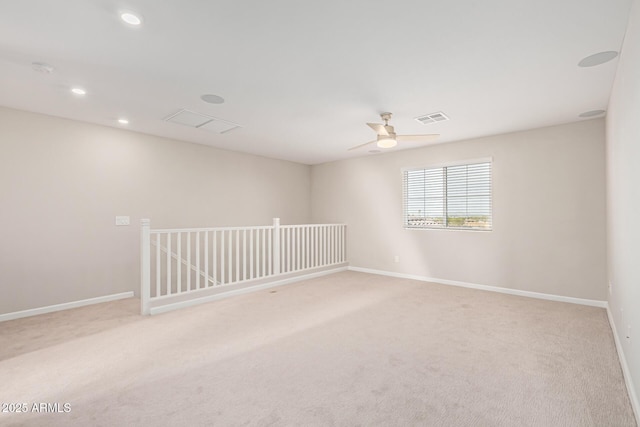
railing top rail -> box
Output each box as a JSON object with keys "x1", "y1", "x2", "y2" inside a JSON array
[
  {"x1": 279, "y1": 223, "x2": 346, "y2": 228},
  {"x1": 149, "y1": 223, "x2": 346, "y2": 233},
  {"x1": 150, "y1": 225, "x2": 273, "y2": 233}
]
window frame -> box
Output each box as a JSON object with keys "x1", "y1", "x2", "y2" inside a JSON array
[{"x1": 402, "y1": 157, "x2": 493, "y2": 232}]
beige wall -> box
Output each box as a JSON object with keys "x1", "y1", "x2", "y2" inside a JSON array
[
  {"x1": 311, "y1": 119, "x2": 607, "y2": 301},
  {"x1": 0, "y1": 107, "x2": 311, "y2": 314},
  {"x1": 607, "y1": 0, "x2": 640, "y2": 413},
  {"x1": 0, "y1": 108, "x2": 610, "y2": 313}
]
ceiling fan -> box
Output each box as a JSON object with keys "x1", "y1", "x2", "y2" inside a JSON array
[{"x1": 348, "y1": 112, "x2": 439, "y2": 151}]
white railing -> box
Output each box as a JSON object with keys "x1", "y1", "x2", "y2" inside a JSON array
[{"x1": 140, "y1": 218, "x2": 347, "y2": 314}]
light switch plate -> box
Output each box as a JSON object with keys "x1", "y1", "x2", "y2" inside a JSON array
[{"x1": 115, "y1": 216, "x2": 130, "y2": 226}]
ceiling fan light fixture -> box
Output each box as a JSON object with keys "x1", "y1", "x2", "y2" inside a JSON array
[
  {"x1": 348, "y1": 112, "x2": 439, "y2": 152},
  {"x1": 377, "y1": 137, "x2": 397, "y2": 148}
]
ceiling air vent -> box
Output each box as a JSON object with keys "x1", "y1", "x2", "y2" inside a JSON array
[
  {"x1": 164, "y1": 109, "x2": 240, "y2": 134},
  {"x1": 415, "y1": 111, "x2": 450, "y2": 125}
]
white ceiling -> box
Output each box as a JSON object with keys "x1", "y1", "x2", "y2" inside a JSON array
[{"x1": 0, "y1": 0, "x2": 632, "y2": 164}]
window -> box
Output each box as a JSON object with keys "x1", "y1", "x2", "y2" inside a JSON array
[{"x1": 403, "y1": 160, "x2": 492, "y2": 230}]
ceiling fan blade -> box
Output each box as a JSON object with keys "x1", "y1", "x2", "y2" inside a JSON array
[
  {"x1": 367, "y1": 123, "x2": 389, "y2": 136},
  {"x1": 396, "y1": 134, "x2": 440, "y2": 142},
  {"x1": 348, "y1": 140, "x2": 377, "y2": 151}
]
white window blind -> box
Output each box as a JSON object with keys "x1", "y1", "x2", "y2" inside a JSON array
[{"x1": 403, "y1": 161, "x2": 492, "y2": 230}]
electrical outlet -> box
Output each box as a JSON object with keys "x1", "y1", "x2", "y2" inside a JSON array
[
  {"x1": 608, "y1": 281, "x2": 612, "y2": 295},
  {"x1": 627, "y1": 325, "x2": 631, "y2": 342},
  {"x1": 115, "y1": 216, "x2": 130, "y2": 226},
  {"x1": 394, "y1": 255, "x2": 400, "y2": 263}
]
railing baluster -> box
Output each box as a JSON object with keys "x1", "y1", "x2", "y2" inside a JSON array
[
  {"x1": 243, "y1": 229, "x2": 247, "y2": 281},
  {"x1": 204, "y1": 231, "x2": 209, "y2": 288},
  {"x1": 324, "y1": 225, "x2": 331, "y2": 265},
  {"x1": 166, "y1": 233, "x2": 172, "y2": 296},
  {"x1": 339, "y1": 225, "x2": 344, "y2": 262},
  {"x1": 318, "y1": 226, "x2": 322, "y2": 267},
  {"x1": 339, "y1": 225, "x2": 342, "y2": 262},
  {"x1": 187, "y1": 233, "x2": 191, "y2": 291},
  {"x1": 227, "y1": 230, "x2": 232, "y2": 283},
  {"x1": 325, "y1": 226, "x2": 328, "y2": 266},
  {"x1": 336, "y1": 226, "x2": 339, "y2": 263},
  {"x1": 287, "y1": 227, "x2": 293, "y2": 273},
  {"x1": 269, "y1": 225, "x2": 274, "y2": 276},
  {"x1": 261, "y1": 228, "x2": 266, "y2": 278},
  {"x1": 327, "y1": 225, "x2": 333, "y2": 264},
  {"x1": 298, "y1": 227, "x2": 302, "y2": 270},
  {"x1": 292, "y1": 227, "x2": 297, "y2": 271},
  {"x1": 336, "y1": 226, "x2": 339, "y2": 264},
  {"x1": 235, "y1": 230, "x2": 240, "y2": 283},
  {"x1": 336, "y1": 226, "x2": 340, "y2": 263},
  {"x1": 332, "y1": 225, "x2": 336, "y2": 264},
  {"x1": 213, "y1": 230, "x2": 217, "y2": 286},
  {"x1": 323, "y1": 226, "x2": 327, "y2": 266},
  {"x1": 308, "y1": 226, "x2": 311, "y2": 268},
  {"x1": 278, "y1": 228, "x2": 287, "y2": 273},
  {"x1": 250, "y1": 229, "x2": 254, "y2": 279},
  {"x1": 327, "y1": 226, "x2": 331, "y2": 265},
  {"x1": 290, "y1": 228, "x2": 293, "y2": 272},
  {"x1": 343, "y1": 225, "x2": 346, "y2": 262},
  {"x1": 301, "y1": 226, "x2": 306, "y2": 270},
  {"x1": 196, "y1": 231, "x2": 201, "y2": 290},
  {"x1": 329, "y1": 226, "x2": 332, "y2": 265},
  {"x1": 331, "y1": 226, "x2": 335, "y2": 264},
  {"x1": 327, "y1": 226, "x2": 330, "y2": 265},
  {"x1": 287, "y1": 227, "x2": 291, "y2": 273},
  {"x1": 221, "y1": 230, "x2": 226, "y2": 285},
  {"x1": 177, "y1": 232, "x2": 182, "y2": 294},
  {"x1": 319, "y1": 226, "x2": 323, "y2": 266},
  {"x1": 313, "y1": 226, "x2": 317, "y2": 268},
  {"x1": 155, "y1": 233, "x2": 161, "y2": 297},
  {"x1": 289, "y1": 227, "x2": 293, "y2": 272},
  {"x1": 319, "y1": 226, "x2": 322, "y2": 266}
]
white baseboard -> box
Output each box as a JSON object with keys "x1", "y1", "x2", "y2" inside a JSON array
[
  {"x1": 0, "y1": 291, "x2": 135, "y2": 323},
  {"x1": 150, "y1": 266, "x2": 349, "y2": 315},
  {"x1": 606, "y1": 305, "x2": 640, "y2": 423},
  {"x1": 348, "y1": 266, "x2": 607, "y2": 308}
]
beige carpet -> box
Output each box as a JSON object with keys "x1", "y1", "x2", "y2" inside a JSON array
[{"x1": 0, "y1": 271, "x2": 636, "y2": 426}]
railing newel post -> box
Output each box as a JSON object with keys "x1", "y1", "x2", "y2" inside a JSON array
[
  {"x1": 273, "y1": 218, "x2": 280, "y2": 275},
  {"x1": 141, "y1": 219, "x2": 151, "y2": 315}
]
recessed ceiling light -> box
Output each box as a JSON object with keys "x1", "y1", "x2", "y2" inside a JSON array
[
  {"x1": 32, "y1": 62, "x2": 54, "y2": 74},
  {"x1": 578, "y1": 51, "x2": 618, "y2": 67},
  {"x1": 201, "y1": 94, "x2": 225, "y2": 104},
  {"x1": 120, "y1": 12, "x2": 142, "y2": 26},
  {"x1": 579, "y1": 110, "x2": 606, "y2": 118},
  {"x1": 118, "y1": 118, "x2": 129, "y2": 125},
  {"x1": 71, "y1": 87, "x2": 86, "y2": 96}
]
